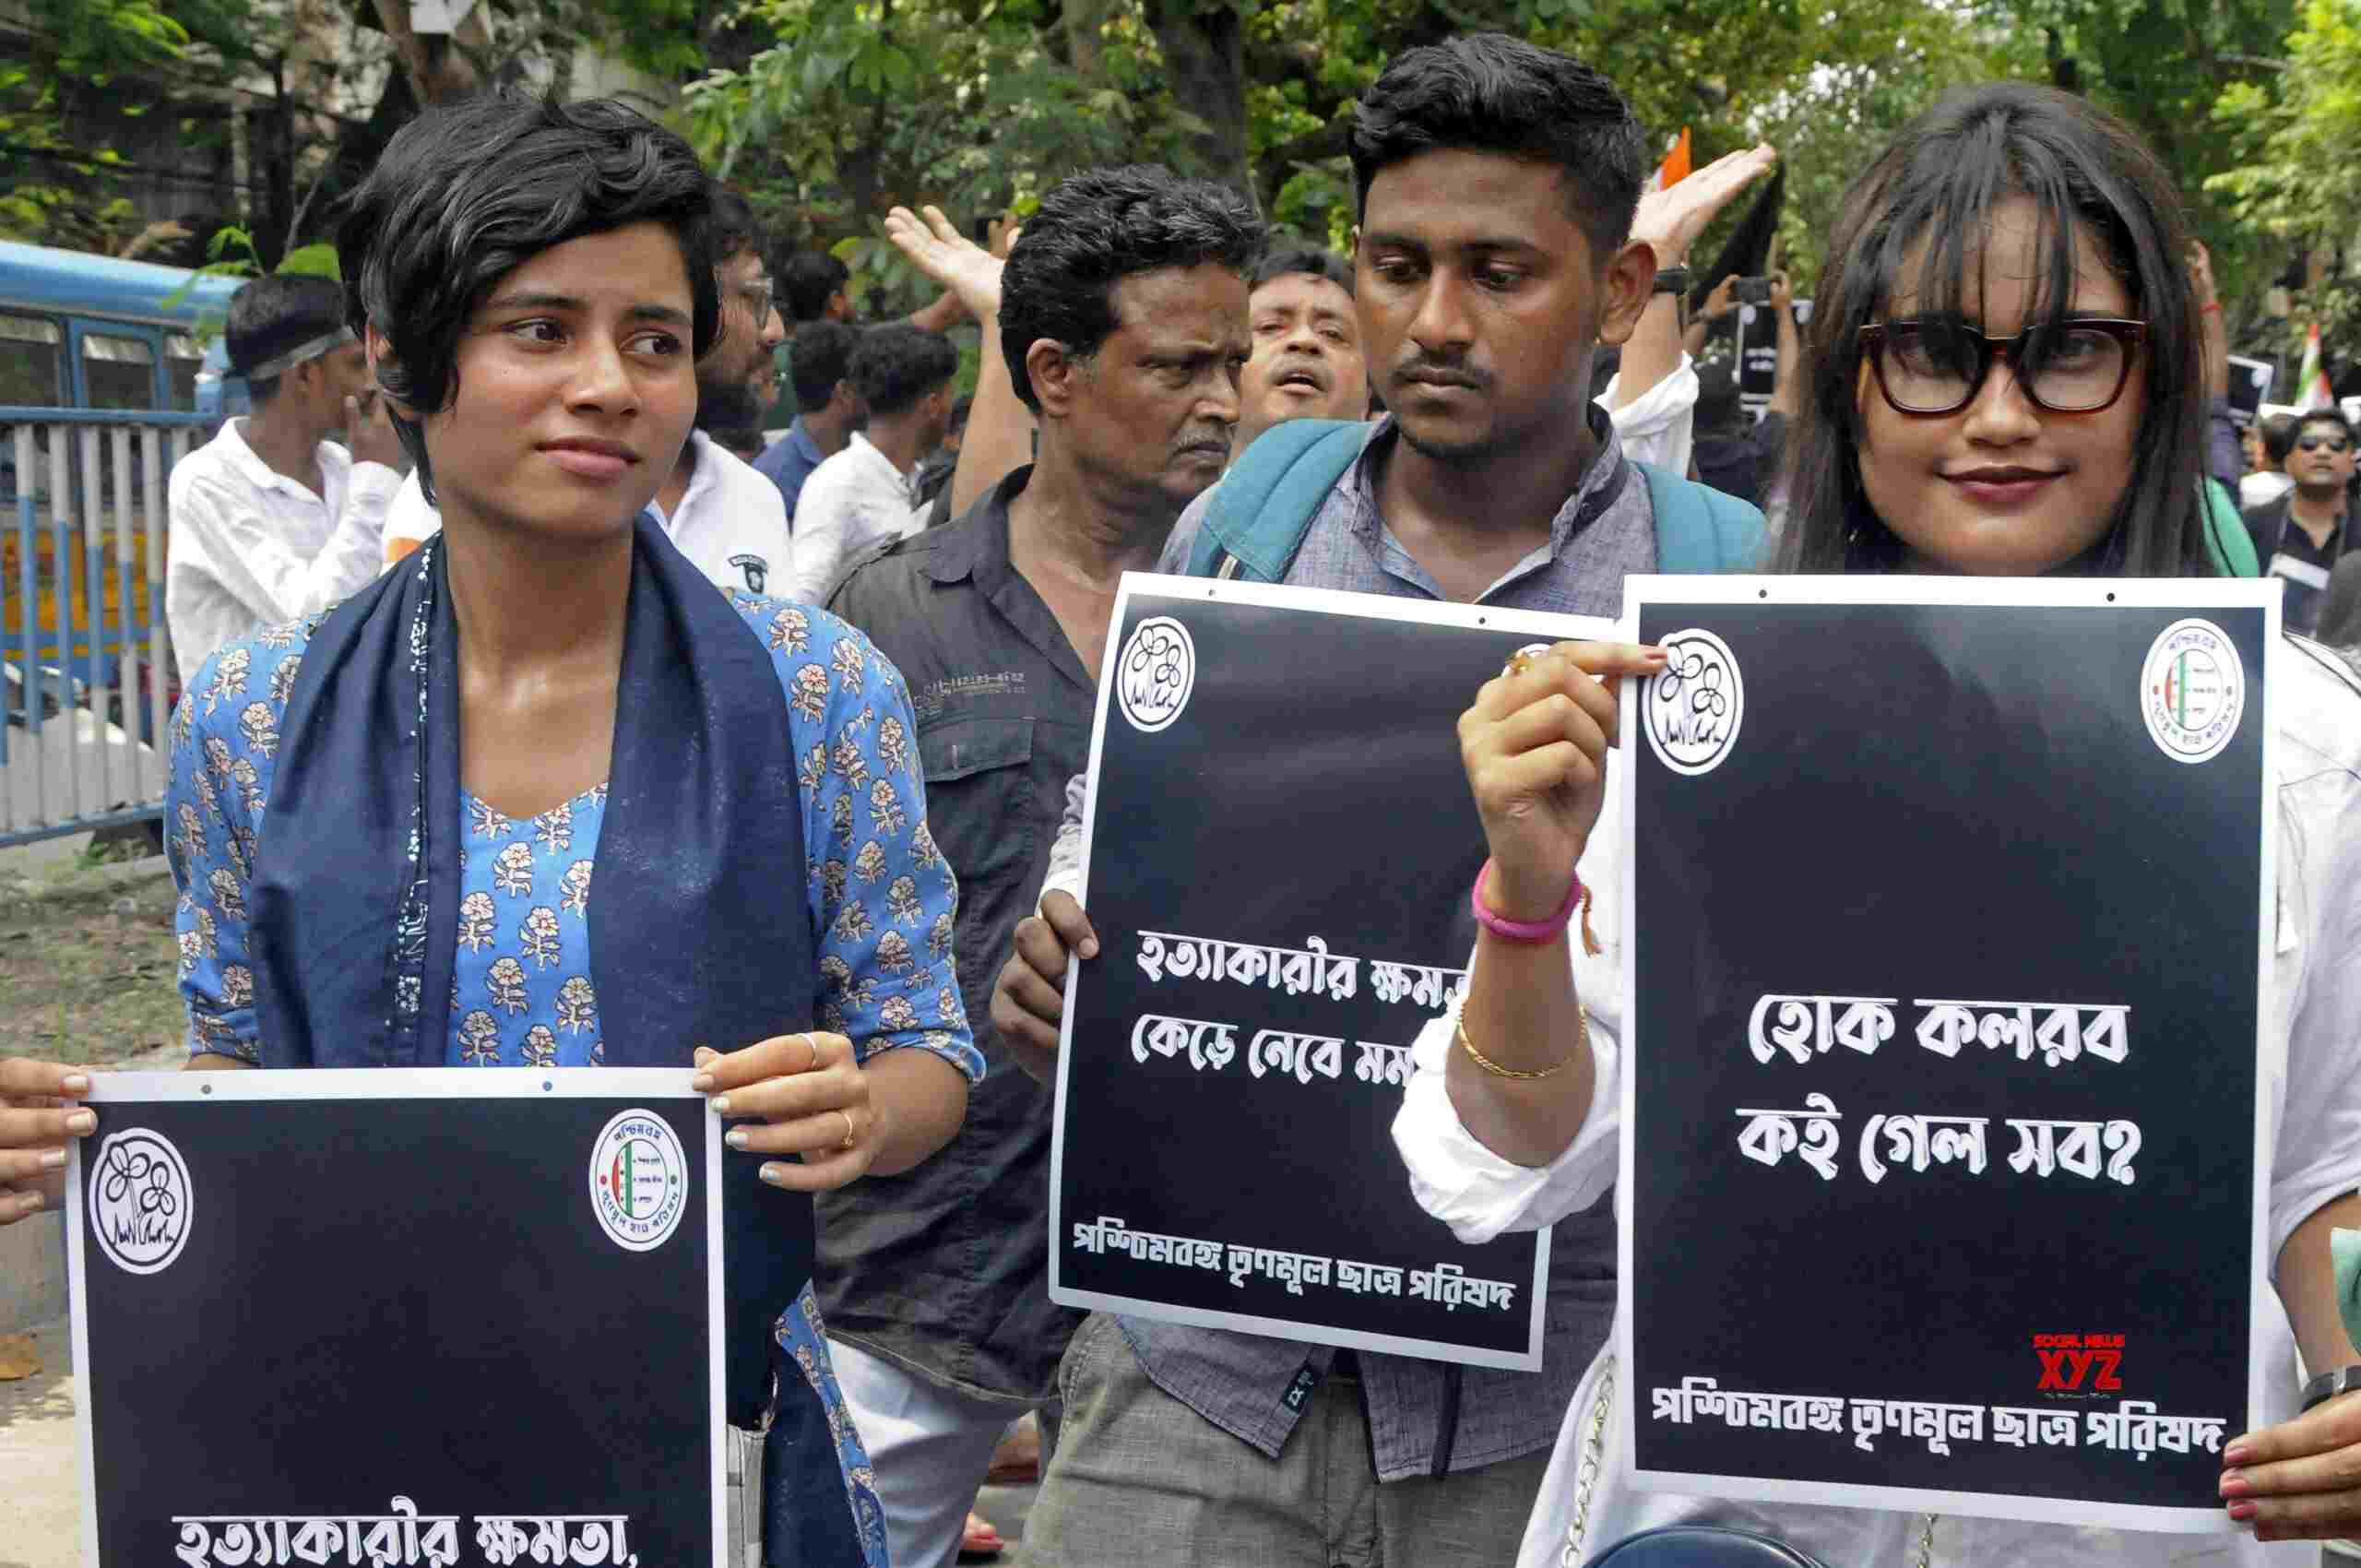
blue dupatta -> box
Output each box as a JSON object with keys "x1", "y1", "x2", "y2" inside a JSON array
[{"x1": 247, "y1": 514, "x2": 816, "y2": 1429}]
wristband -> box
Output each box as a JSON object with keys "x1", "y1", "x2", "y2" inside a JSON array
[{"x1": 1472, "y1": 860, "x2": 1582, "y2": 944}]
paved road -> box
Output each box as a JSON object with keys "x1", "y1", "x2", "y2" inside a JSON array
[{"x1": 0, "y1": 1316, "x2": 76, "y2": 1568}]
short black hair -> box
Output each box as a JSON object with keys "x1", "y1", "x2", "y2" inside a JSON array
[
  {"x1": 1349, "y1": 34, "x2": 1647, "y2": 266},
  {"x1": 709, "y1": 184, "x2": 763, "y2": 267},
  {"x1": 998, "y1": 164, "x2": 1264, "y2": 413},
  {"x1": 225, "y1": 273, "x2": 347, "y2": 403},
  {"x1": 781, "y1": 252, "x2": 849, "y2": 324},
  {"x1": 2260, "y1": 411, "x2": 2299, "y2": 466},
  {"x1": 337, "y1": 92, "x2": 719, "y2": 504},
  {"x1": 849, "y1": 324, "x2": 958, "y2": 418},
  {"x1": 1693, "y1": 358, "x2": 1743, "y2": 433},
  {"x1": 791, "y1": 319, "x2": 860, "y2": 410},
  {"x1": 2296, "y1": 409, "x2": 2355, "y2": 447},
  {"x1": 1252, "y1": 245, "x2": 1353, "y2": 297},
  {"x1": 947, "y1": 392, "x2": 972, "y2": 434}
]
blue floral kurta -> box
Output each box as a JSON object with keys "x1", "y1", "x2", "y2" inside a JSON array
[{"x1": 166, "y1": 594, "x2": 981, "y2": 1568}]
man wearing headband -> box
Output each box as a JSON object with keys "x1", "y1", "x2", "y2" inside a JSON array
[{"x1": 165, "y1": 272, "x2": 408, "y2": 677}]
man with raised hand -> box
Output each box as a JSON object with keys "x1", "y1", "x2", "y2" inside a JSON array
[
  {"x1": 815, "y1": 168, "x2": 1264, "y2": 1568},
  {"x1": 166, "y1": 273, "x2": 407, "y2": 678}
]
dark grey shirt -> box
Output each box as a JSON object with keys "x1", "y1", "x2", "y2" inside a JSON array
[
  {"x1": 1047, "y1": 409, "x2": 1655, "y2": 1480},
  {"x1": 819, "y1": 468, "x2": 1089, "y2": 1403}
]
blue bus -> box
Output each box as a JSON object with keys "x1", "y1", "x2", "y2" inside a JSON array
[
  {"x1": 1, "y1": 241, "x2": 239, "y2": 815},
  {"x1": 0, "y1": 238, "x2": 244, "y2": 419}
]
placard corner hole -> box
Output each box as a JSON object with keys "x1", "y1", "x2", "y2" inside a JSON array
[
  {"x1": 199, "y1": 1081, "x2": 212, "y2": 1095},
  {"x1": 2106, "y1": 591, "x2": 2118, "y2": 602},
  {"x1": 541, "y1": 1078, "x2": 553, "y2": 1092},
  {"x1": 1757, "y1": 588, "x2": 1769, "y2": 600}
]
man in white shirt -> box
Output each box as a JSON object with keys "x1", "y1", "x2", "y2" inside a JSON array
[
  {"x1": 165, "y1": 273, "x2": 407, "y2": 678},
  {"x1": 379, "y1": 184, "x2": 793, "y2": 598},
  {"x1": 783, "y1": 323, "x2": 957, "y2": 603}
]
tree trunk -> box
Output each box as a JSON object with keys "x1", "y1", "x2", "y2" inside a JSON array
[
  {"x1": 369, "y1": 0, "x2": 492, "y2": 106},
  {"x1": 1145, "y1": 0, "x2": 1251, "y2": 196}
]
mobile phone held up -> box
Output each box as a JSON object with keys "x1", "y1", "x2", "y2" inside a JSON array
[{"x1": 1732, "y1": 276, "x2": 1775, "y2": 306}]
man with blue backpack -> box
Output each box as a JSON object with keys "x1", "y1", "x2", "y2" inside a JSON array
[{"x1": 991, "y1": 34, "x2": 1767, "y2": 1568}]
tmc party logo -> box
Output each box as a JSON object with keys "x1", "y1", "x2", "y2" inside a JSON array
[
  {"x1": 1116, "y1": 615, "x2": 1195, "y2": 734},
  {"x1": 1643, "y1": 627, "x2": 1744, "y2": 777},
  {"x1": 2142, "y1": 618, "x2": 2244, "y2": 765},
  {"x1": 588, "y1": 1110, "x2": 688, "y2": 1253},
  {"x1": 88, "y1": 1127, "x2": 193, "y2": 1276}
]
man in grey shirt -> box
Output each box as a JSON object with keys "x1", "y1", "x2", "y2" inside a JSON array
[{"x1": 991, "y1": 34, "x2": 1764, "y2": 1567}]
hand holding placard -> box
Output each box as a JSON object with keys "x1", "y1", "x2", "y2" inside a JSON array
[{"x1": 1456, "y1": 640, "x2": 1664, "y2": 919}]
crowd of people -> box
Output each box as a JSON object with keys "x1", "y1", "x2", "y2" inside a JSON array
[{"x1": 5, "y1": 28, "x2": 2361, "y2": 1568}]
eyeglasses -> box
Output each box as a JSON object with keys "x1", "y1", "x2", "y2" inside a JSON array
[
  {"x1": 2296, "y1": 434, "x2": 2353, "y2": 454},
  {"x1": 738, "y1": 280, "x2": 777, "y2": 320},
  {"x1": 1858, "y1": 317, "x2": 2146, "y2": 416}
]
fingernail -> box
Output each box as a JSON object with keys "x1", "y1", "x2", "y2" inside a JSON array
[
  {"x1": 2224, "y1": 1441, "x2": 2254, "y2": 1466},
  {"x1": 2219, "y1": 1469, "x2": 2249, "y2": 1497},
  {"x1": 39, "y1": 1149, "x2": 65, "y2": 1170},
  {"x1": 726, "y1": 1128, "x2": 749, "y2": 1150},
  {"x1": 67, "y1": 1110, "x2": 95, "y2": 1134},
  {"x1": 2226, "y1": 1501, "x2": 2257, "y2": 1523},
  {"x1": 692, "y1": 1074, "x2": 715, "y2": 1092},
  {"x1": 62, "y1": 1073, "x2": 89, "y2": 1093},
  {"x1": 17, "y1": 1193, "x2": 40, "y2": 1214},
  {"x1": 1079, "y1": 940, "x2": 1098, "y2": 959},
  {"x1": 759, "y1": 1164, "x2": 785, "y2": 1185},
  {"x1": 710, "y1": 1095, "x2": 730, "y2": 1115}
]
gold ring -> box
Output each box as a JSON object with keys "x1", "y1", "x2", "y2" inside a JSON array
[
  {"x1": 1502, "y1": 643, "x2": 1553, "y2": 680},
  {"x1": 836, "y1": 1110, "x2": 857, "y2": 1150}
]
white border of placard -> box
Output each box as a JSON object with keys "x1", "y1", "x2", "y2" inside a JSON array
[
  {"x1": 1610, "y1": 575, "x2": 2281, "y2": 1531},
  {"x1": 67, "y1": 1068, "x2": 728, "y2": 1567},
  {"x1": 1050, "y1": 572, "x2": 1615, "y2": 1369}
]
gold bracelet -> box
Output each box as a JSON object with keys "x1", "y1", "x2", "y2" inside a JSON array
[{"x1": 1455, "y1": 1006, "x2": 1586, "y2": 1081}]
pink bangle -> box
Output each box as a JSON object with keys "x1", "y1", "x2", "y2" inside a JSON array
[{"x1": 1472, "y1": 861, "x2": 1582, "y2": 944}]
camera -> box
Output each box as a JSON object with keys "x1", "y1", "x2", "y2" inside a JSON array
[{"x1": 1732, "y1": 276, "x2": 1775, "y2": 306}]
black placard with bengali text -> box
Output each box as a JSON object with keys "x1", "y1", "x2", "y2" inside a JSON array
[
  {"x1": 70, "y1": 1075, "x2": 723, "y2": 1567},
  {"x1": 1050, "y1": 580, "x2": 1568, "y2": 1368},
  {"x1": 1623, "y1": 588, "x2": 2272, "y2": 1526}
]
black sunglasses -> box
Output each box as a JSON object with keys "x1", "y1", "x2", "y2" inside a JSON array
[
  {"x1": 2296, "y1": 434, "x2": 2353, "y2": 454},
  {"x1": 1858, "y1": 317, "x2": 2147, "y2": 416}
]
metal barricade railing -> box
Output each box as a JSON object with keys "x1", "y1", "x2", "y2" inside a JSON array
[{"x1": 2, "y1": 406, "x2": 210, "y2": 848}]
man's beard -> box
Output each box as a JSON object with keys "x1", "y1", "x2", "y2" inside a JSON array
[{"x1": 696, "y1": 369, "x2": 764, "y2": 434}]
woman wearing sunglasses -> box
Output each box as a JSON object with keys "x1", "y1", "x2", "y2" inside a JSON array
[{"x1": 1407, "y1": 82, "x2": 2361, "y2": 1565}]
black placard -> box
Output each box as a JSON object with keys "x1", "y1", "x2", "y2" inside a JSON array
[
  {"x1": 1050, "y1": 579, "x2": 1577, "y2": 1368},
  {"x1": 1619, "y1": 582, "x2": 2273, "y2": 1528},
  {"x1": 2227, "y1": 355, "x2": 2275, "y2": 426},
  {"x1": 69, "y1": 1071, "x2": 724, "y2": 1567}
]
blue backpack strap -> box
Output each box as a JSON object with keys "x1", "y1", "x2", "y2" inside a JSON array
[
  {"x1": 1634, "y1": 460, "x2": 1768, "y2": 573},
  {"x1": 1187, "y1": 420, "x2": 1369, "y2": 581}
]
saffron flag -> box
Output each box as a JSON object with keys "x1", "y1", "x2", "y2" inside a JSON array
[{"x1": 1659, "y1": 127, "x2": 1692, "y2": 188}]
